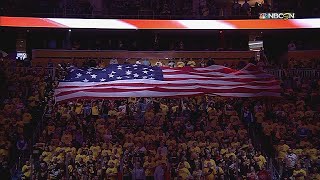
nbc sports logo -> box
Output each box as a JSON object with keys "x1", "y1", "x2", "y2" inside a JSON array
[
  {"x1": 259, "y1": 13, "x2": 295, "y2": 20},
  {"x1": 259, "y1": 13, "x2": 267, "y2": 19}
]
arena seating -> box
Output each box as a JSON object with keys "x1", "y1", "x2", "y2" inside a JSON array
[
  {"x1": 1, "y1": 54, "x2": 319, "y2": 179},
  {"x1": 0, "y1": 58, "x2": 46, "y2": 179},
  {"x1": 23, "y1": 59, "x2": 273, "y2": 180},
  {"x1": 258, "y1": 67, "x2": 320, "y2": 179}
]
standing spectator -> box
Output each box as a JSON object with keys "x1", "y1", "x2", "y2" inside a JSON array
[
  {"x1": 232, "y1": 0, "x2": 241, "y2": 15},
  {"x1": 132, "y1": 162, "x2": 146, "y2": 180},
  {"x1": 247, "y1": 166, "x2": 258, "y2": 180},
  {"x1": 157, "y1": 142, "x2": 168, "y2": 157},
  {"x1": 154, "y1": 163, "x2": 166, "y2": 180},
  {"x1": 288, "y1": 41, "x2": 297, "y2": 51},
  {"x1": 16, "y1": 135, "x2": 28, "y2": 157},
  {"x1": 292, "y1": 164, "x2": 307, "y2": 179},
  {"x1": 243, "y1": 106, "x2": 254, "y2": 128},
  {"x1": 177, "y1": 162, "x2": 191, "y2": 179},
  {"x1": 106, "y1": 162, "x2": 118, "y2": 180},
  {"x1": 257, "y1": 166, "x2": 271, "y2": 180},
  {"x1": 284, "y1": 149, "x2": 298, "y2": 169},
  {"x1": 203, "y1": 162, "x2": 216, "y2": 180},
  {"x1": 0, "y1": 159, "x2": 11, "y2": 180},
  {"x1": 262, "y1": 0, "x2": 271, "y2": 12},
  {"x1": 192, "y1": 165, "x2": 203, "y2": 180},
  {"x1": 22, "y1": 161, "x2": 31, "y2": 180},
  {"x1": 242, "y1": 0, "x2": 251, "y2": 15}
]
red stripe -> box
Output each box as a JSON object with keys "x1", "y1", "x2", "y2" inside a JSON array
[
  {"x1": 0, "y1": 16, "x2": 67, "y2": 28},
  {"x1": 163, "y1": 78, "x2": 275, "y2": 82},
  {"x1": 224, "y1": 19, "x2": 301, "y2": 29},
  {"x1": 57, "y1": 81, "x2": 279, "y2": 89},
  {"x1": 56, "y1": 87, "x2": 281, "y2": 97},
  {"x1": 56, "y1": 93, "x2": 280, "y2": 103},
  {"x1": 161, "y1": 66, "x2": 237, "y2": 73},
  {"x1": 121, "y1": 19, "x2": 187, "y2": 29}
]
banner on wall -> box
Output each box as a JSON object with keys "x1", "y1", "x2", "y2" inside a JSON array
[{"x1": 1, "y1": 16, "x2": 320, "y2": 30}]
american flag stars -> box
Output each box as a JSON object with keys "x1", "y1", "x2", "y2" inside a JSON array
[{"x1": 64, "y1": 64, "x2": 163, "y2": 83}]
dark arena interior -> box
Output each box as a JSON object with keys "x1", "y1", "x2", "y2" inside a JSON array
[{"x1": 1, "y1": 0, "x2": 320, "y2": 180}]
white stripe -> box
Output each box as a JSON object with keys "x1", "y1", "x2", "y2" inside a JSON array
[
  {"x1": 56, "y1": 91, "x2": 202, "y2": 102},
  {"x1": 212, "y1": 92, "x2": 280, "y2": 97},
  {"x1": 291, "y1": 19, "x2": 320, "y2": 29},
  {"x1": 172, "y1": 71, "x2": 271, "y2": 78},
  {"x1": 162, "y1": 69, "x2": 180, "y2": 72},
  {"x1": 48, "y1": 18, "x2": 137, "y2": 29},
  {"x1": 55, "y1": 85, "x2": 280, "y2": 95},
  {"x1": 177, "y1": 20, "x2": 236, "y2": 30}
]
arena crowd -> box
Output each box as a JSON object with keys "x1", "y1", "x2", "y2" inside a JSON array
[{"x1": 0, "y1": 57, "x2": 319, "y2": 180}]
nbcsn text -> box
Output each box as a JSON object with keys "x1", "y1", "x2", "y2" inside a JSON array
[{"x1": 259, "y1": 13, "x2": 295, "y2": 20}]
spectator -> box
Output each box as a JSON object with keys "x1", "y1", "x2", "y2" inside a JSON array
[
  {"x1": 257, "y1": 166, "x2": 271, "y2": 180},
  {"x1": 106, "y1": 162, "x2": 118, "y2": 180},
  {"x1": 246, "y1": 166, "x2": 258, "y2": 180},
  {"x1": 262, "y1": 0, "x2": 271, "y2": 12},
  {"x1": 21, "y1": 161, "x2": 31, "y2": 179},
  {"x1": 242, "y1": 0, "x2": 251, "y2": 15},
  {"x1": 132, "y1": 162, "x2": 146, "y2": 180},
  {"x1": 16, "y1": 136, "x2": 28, "y2": 157},
  {"x1": 292, "y1": 164, "x2": 307, "y2": 179},
  {"x1": 288, "y1": 41, "x2": 297, "y2": 51},
  {"x1": 154, "y1": 163, "x2": 166, "y2": 180},
  {"x1": 232, "y1": 0, "x2": 241, "y2": 15}
]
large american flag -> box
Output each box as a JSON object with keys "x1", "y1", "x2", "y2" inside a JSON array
[{"x1": 55, "y1": 64, "x2": 280, "y2": 102}]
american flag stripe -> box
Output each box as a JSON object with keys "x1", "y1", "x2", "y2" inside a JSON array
[
  {"x1": 57, "y1": 80, "x2": 279, "y2": 88},
  {"x1": 55, "y1": 64, "x2": 280, "y2": 102},
  {"x1": 55, "y1": 85, "x2": 280, "y2": 96}
]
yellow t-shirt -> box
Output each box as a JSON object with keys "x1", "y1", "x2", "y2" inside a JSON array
[
  {"x1": 203, "y1": 167, "x2": 216, "y2": 180},
  {"x1": 293, "y1": 169, "x2": 307, "y2": 180},
  {"x1": 92, "y1": 105, "x2": 99, "y2": 115},
  {"x1": 310, "y1": 173, "x2": 320, "y2": 180},
  {"x1": 191, "y1": 146, "x2": 201, "y2": 154},
  {"x1": 108, "y1": 159, "x2": 120, "y2": 167},
  {"x1": 160, "y1": 104, "x2": 169, "y2": 114},
  {"x1": 106, "y1": 167, "x2": 118, "y2": 180},
  {"x1": 75, "y1": 103, "x2": 83, "y2": 114},
  {"x1": 256, "y1": 155, "x2": 267, "y2": 168},
  {"x1": 204, "y1": 159, "x2": 217, "y2": 168},
  {"x1": 144, "y1": 161, "x2": 155, "y2": 176},
  {"x1": 172, "y1": 105, "x2": 179, "y2": 113},
  {"x1": 22, "y1": 113, "x2": 32, "y2": 124},
  {"x1": 187, "y1": 61, "x2": 196, "y2": 67},
  {"x1": 183, "y1": 161, "x2": 191, "y2": 169},
  {"x1": 22, "y1": 165, "x2": 31, "y2": 178},
  {"x1": 177, "y1": 61, "x2": 185, "y2": 67},
  {"x1": 277, "y1": 144, "x2": 290, "y2": 159},
  {"x1": 108, "y1": 110, "x2": 118, "y2": 116},
  {"x1": 178, "y1": 168, "x2": 191, "y2": 179}
]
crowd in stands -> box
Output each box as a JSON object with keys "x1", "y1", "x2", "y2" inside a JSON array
[
  {"x1": 25, "y1": 60, "x2": 272, "y2": 180},
  {"x1": 267, "y1": 68, "x2": 320, "y2": 179},
  {"x1": 0, "y1": 59, "x2": 46, "y2": 179},
  {"x1": 0, "y1": 55, "x2": 319, "y2": 179},
  {"x1": 2, "y1": 0, "x2": 320, "y2": 19}
]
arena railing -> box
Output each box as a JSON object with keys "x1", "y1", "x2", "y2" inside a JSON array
[
  {"x1": 23, "y1": 12, "x2": 260, "y2": 20},
  {"x1": 266, "y1": 68, "x2": 320, "y2": 79}
]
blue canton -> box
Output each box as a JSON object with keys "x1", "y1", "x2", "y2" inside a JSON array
[{"x1": 63, "y1": 64, "x2": 164, "y2": 82}]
